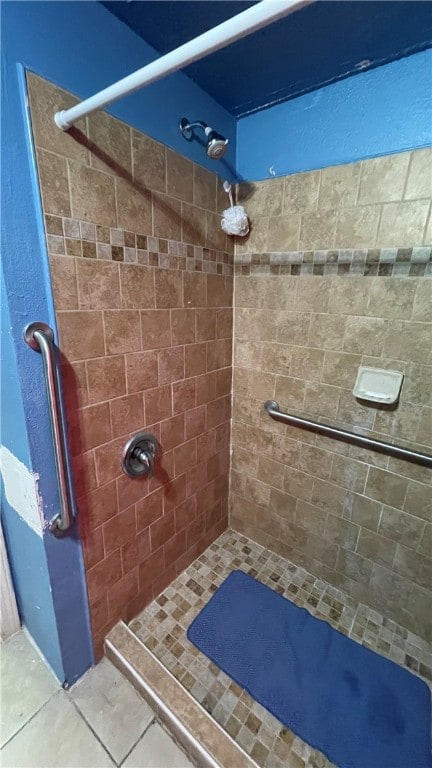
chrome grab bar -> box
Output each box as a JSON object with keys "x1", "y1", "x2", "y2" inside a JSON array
[
  {"x1": 24, "y1": 322, "x2": 74, "y2": 535},
  {"x1": 264, "y1": 400, "x2": 432, "y2": 469}
]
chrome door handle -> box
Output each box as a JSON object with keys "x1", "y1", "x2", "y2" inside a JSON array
[{"x1": 24, "y1": 322, "x2": 74, "y2": 535}]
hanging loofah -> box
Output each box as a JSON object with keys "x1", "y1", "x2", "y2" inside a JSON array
[{"x1": 220, "y1": 180, "x2": 249, "y2": 237}]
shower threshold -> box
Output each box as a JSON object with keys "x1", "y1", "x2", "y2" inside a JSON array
[{"x1": 106, "y1": 530, "x2": 431, "y2": 768}]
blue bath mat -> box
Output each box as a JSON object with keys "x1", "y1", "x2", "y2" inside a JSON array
[{"x1": 187, "y1": 570, "x2": 431, "y2": 768}]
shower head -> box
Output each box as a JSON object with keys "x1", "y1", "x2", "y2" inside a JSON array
[{"x1": 180, "y1": 117, "x2": 228, "y2": 160}]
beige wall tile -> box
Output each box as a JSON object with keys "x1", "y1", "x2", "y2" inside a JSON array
[
  {"x1": 343, "y1": 316, "x2": 387, "y2": 355},
  {"x1": 365, "y1": 467, "x2": 409, "y2": 509},
  {"x1": 231, "y1": 149, "x2": 431, "y2": 638},
  {"x1": 308, "y1": 313, "x2": 347, "y2": 350},
  {"x1": 376, "y1": 200, "x2": 429, "y2": 247},
  {"x1": 166, "y1": 149, "x2": 193, "y2": 203},
  {"x1": 379, "y1": 506, "x2": 425, "y2": 549},
  {"x1": 374, "y1": 403, "x2": 423, "y2": 442},
  {"x1": 403, "y1": 480, "x2": 432, "y2": 521},
  {"x1": 318, "y1": 162, "x2": 361, "y2": 210},
  {"x1": 120, "y1": 264, "x2": 155, "y2": 309},
  {"x1": 239, "y1": 179, "x2": 284, "y2": 218},
  {"x1": 88, "y1": 111, "x2": 132, "y2": 174},
  {"x1": 366, "y1": 278, "x2": 416, "y2": 319},
  {"x1": 404, "y1": 148, "x2": 432, "y2": 200},
  {"x1": 335, "y1": 205, "x2": 380, "y2": 249},
  {"x1": 116, "y1": 177, "x2": 152, "y2": 234},
  {"x1": 298, "y1": 444, "x2": 332, "y2": 480},
  {"x1": 418, "y1": 522, "x2": 432, "y2": 558},
  {"x1": 337, "y1": 390, "x2": 375, "y2": 429},
  {"x1": 304, "y1": 381, "x2": 340, "y2": 418},
  {"x1": 180, "y1": 201, "x2": 205, "y2": 245},
  {"x1": 349, "y1": 493, "x2": 381, "y2": 531},
  {"x1": 206, "y1": 210, "x2": 227, "y2": 251},
  {"x1": 411, "y1": 279, "x2": 432, "y2": 323},
  {"x1": 311, "y1": 478, "x2": 346, "y2": 516},
  {"x1": 336, "y1": 548, "x2": 372, "y2": 585},
  {"x1": 69, "y1": 161, "x2": 116, "y2": 226},
  {"x1": 402, "y1": 364, "x2": 432, "y2": 408},
  {"x1": 330, "y1": 455, "x2": 368, "y2": 493},
  {"x1": 193, "y1": 165, "x2": 216, "y2": 211},
  {"x1": 132, "y1": 131, "x2": 166, "y2": 194},
  {"x1": 283, "y1": 467, "x2": 313, "y2": 501},
  {"x1": 27, "y1": 73, "x2": 89, "y2": 163},
  {"x1": 57, "y1": 311, "x2": 105, "y2": 360},
  {"x1": 153, "y1": 193, "x2": 182, "y2": 240},
  {"x1": 295, "y1": 500, "x2": 326, "y2": 535},
  {"x1": 393, "y1": 545, "x2": 431, "y2": 589},
  {"x1": 272, "y1": 434, "x2": 302, "y2": 467},
  {"x1": 76, "y1": 259, "x2": 121, "y2": 310},
  {"x1": 324, "y1": 513, "x2": 359, "y2": 549},
  {"x1": 299, "y1": 210, "x2": 337, "y2": 250},
  {"x1": 274, "y1": 376, "x2": 305, "y2": 409},
  {"x1": 267, "y1": 215, "x2": 300, "y2": 251},
  {"x1": 358, "y1": 153, "x2": 411, "y2": 204},
  {"x1": 295, "y1": 277, "x2": 331, "y2": 312},
  {"x1": 423, "y1": 205, "x2": 432, "y2": 245},
  {"x1": 49, "y1": 255, "x2": 78, "y2": 310},
  {"x1": 290, "y1": 347, "x2": 324, "y2": 381},
  {"x1": 37, "y1": 150, "x2": 71, "y2": 217},
  {"x1": 356, "y1": 529, "x2": 397, "y2": 568},
  {"x1": 284, "y1": 171, "x2": 320, "y2": 214},
  {"x1": 256, "y1": 344, "x2": 292, "y2": 376},
  {"x1": 328, "y1": 278, "x2": 370, "y2": 316},
  {"x1": 322, "y1": 351, "x2": 361, "y2": 389},
  {"x1": 277, "y1": 311, "x2": 311, "y2": 346},
  {"x1": 236, "y1": 220, "x2": 269, "y2": 255},
  {"x1": 235, "y1": 308, "x2": 278, "y2": 341}
]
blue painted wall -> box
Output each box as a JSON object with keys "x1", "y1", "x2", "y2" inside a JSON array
[
  {"x1": 1, "y1": 275, "x2": 64, "y2": 678},
  {"x1": 237, "y1": 49, "x2": 432, "y2": 181},
  {"x1": 1, "y1": 0, "x2": 235, "y2": 683}
]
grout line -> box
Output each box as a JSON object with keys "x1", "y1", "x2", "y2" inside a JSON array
[
  {"x1": 0, "y1": 688, "x2": 61, "y2": 750},
  {"x1": 67, "y1": 694, "x2": 121, "y2": 766}
]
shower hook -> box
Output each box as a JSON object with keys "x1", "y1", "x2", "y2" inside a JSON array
[{"x1": 223, "y1": 180, "x2": 234, "y2": 207}]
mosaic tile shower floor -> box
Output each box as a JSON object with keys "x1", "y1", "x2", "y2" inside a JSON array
[{"x1": 129, "y1": 530, "x2": 431, "y2": 768}]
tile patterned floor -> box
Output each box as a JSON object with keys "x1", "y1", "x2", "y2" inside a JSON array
[
  {"x1": 130, "y1": 529, "x2": 432, "y2": 768},
  {"x1": 0, "y1": 631, "x2": 193, "y2": 768}
]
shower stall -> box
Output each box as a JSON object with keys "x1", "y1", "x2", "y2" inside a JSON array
[{"x1": 2, "y1": 2, "x2": 431, "y2": 767}]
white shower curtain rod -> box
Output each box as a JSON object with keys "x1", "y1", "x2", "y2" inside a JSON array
[{"x1": 54, "y1": 0, "x2": 311, "y2": 130}]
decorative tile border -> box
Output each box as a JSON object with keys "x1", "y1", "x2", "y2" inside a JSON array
[
  {"x1": 44, "y1": 214, "x2": 234, "y2": 275},
  {"x1": 234, "y1": 247, "x2": 432, "y2": 277}
]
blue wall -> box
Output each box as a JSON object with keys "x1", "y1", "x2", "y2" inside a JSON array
[
  {"x1": 237, "y1": 49, "x2": 432, "y2": 181},
  {"x1": 1, "y1": 275, "x2": 64, "y2": 678},
  {"x1": 1, "y1": 0, "x2": 235, "y2": 683}
]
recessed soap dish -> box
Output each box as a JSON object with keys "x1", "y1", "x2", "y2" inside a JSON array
[{"x1": 353, "y1": 366, "x2": 403, "y2": 405}]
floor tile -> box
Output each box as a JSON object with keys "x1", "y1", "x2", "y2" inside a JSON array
[
  {"x1": 122, "y1": 723, "x2": 193, "y2": 768},
  {"x1": 0, "y1": 690, "x2": 114, "y2": 768},
  {"x1": 70, "y1": 657, "x2": 154, "y2": 764},
  {"x1": 0, "y1": 631, "x2": 58, "y2": 747}
]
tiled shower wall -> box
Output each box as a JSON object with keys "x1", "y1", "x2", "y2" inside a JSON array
[
  {"x1": 231, "y1": 148, "x2": 432, "y2": 640},
  {"x1": 28, "y1": 74, "x2": 233, "y2": 657}
]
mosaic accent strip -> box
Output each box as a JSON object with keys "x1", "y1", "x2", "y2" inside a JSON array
[
  {"x1": 130, "y1": 530, "x2": 431, "y2": 768},
  {"x1": 234, "y1": 247, "x2": 432, "y2": 277},
  {"x1": 44, "y1": 215, "x2": 234, "y2": 275}
]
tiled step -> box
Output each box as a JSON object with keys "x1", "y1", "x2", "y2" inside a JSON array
[{"x1": 105, "y1": 622, "x2": 260, "y2": 768}]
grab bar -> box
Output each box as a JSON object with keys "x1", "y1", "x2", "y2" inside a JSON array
[
  {"x1": 264, "y1": 400, "x2": 432, "y2": 469},
  {"x1": 24, "y1": 322, "x2": 74, "y2": 534}
]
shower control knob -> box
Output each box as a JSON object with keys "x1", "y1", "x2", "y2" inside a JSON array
[{"x1": 121, "y1": 433, "x2": 159, "y2": 478}]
